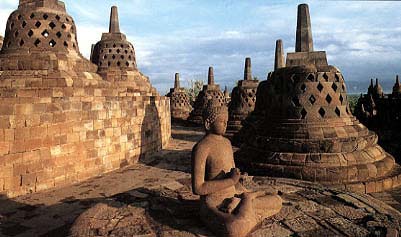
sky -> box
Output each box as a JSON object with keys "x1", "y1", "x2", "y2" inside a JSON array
[{"x1": 1, "y1": 0, "x2": 401, "y2": 94}]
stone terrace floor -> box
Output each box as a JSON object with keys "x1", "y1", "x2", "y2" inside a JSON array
[{"x1": 0, "y1": 125, "x2": 400, "y2": 237}]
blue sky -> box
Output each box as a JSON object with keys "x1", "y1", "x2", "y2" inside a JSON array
[{"x1": 1, "y1": 0, "x2": 401, "y2": 94}]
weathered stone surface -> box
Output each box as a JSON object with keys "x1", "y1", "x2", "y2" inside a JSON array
[
  {"x1": 236, "y1": 3, "x2": 401, "y2": 193},
  {"x1": 70, "y1": 203, "x2": 156, "y2": 237},
  {"x1": 0, "y1": 126, "x2": 399, "y2": 237},
  {"x1": 0, "y1": 35, "x2": 3, "y2": 49},
  {"x1": 0, "y1": 1, "x2": 171, "y2": 197}
]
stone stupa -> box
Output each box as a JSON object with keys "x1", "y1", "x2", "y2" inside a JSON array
[
  {"x1": 90, "y1": 6, "x2": 157, "y2": 95},
  {"x1": 0, "y1": 1, "x2": 170, "y2": 197},
  {"x1": 226, "y1": 57, "x2": 259, "y2": 138},
  {"x1": 188, "y1": 67, "x2": 225, "y2": 125},
  {"x1": 166, "y1": 73, "x2": 192, "y2": 121},
  {"x1": 236, "y1": 4, "x2": 401, "y2": 193}
]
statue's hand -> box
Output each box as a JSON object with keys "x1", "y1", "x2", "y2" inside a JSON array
[{"x1": 229, "y1": 168, "x2": 241, "y2": 184}]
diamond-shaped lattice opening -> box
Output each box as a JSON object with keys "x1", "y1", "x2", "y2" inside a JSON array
[
  {"x1": 14, "y1": 31, "x2": 19, "y2": 37},
  {"x1": 318, "y1": 108, "x2": 326, "y2": 118},
  {"x1": 332, "y1": 83, "x2": 338, "y2": 92},
  {"x1": 317, "y1": 83, "x2": 324, "y2": 92},
  {"x1": 325, "y1": 94, "x2": 332, "y2": 104},
  {"x1": 49, "y1": 39, "x2": 56, "y2": 47},
  {"x1": 63, "y1": 41, "x2": 68, "y2": 47},
  {"x1": 112, "y1": 55, "x2": 116, "y2": 59},
  {"x1": 126, "y1": 62, "x2": 130, "y2": 67},
  {"x1": 49, "y1": 22, "x2": 56, "y2": 29},
  {"x1": 335, "y1": 74, "x2": 340, "y2": 82},
  {"x1": 307, "y1": 74, "x2": 314, "y2": 81},
  {"x1": 292, "y1": 97, "x2": 301, "y2": 107},
  {"x1": 35, "y1": 21, "x2": 41, "y2": 28},
  {"x1": 10, "y1": 22, "x2": 14, "y2": 29},
  {"x1": 27, "y1": 30, "x2": 34, "y2": 37},
  {"x1": 43, "y1": 14, "x2": 48, "y2": 20},
  {"x1": 301, "y1": 84, "x2": 307, "y2": 92},
  {"x1": 309, "y1": 95, "x2": 316, "y2": 105},
  {"x1": 34, "y1": 39, "x2": 41, "y2": 47},
  {"x1": 22, "y1": 21, "x2": 27, "y2": 28},
  {"x1": 56, "y1": 31, "x2": 62, "y2": 38},
  {"x1": 323, "y1": 73, "x2": 329, "y2": 81},
  {"x1": 55, "y1": 15, "x2": 61, "y2": 21},
  {"x1": 335, "y1": 107, "x2": 341, "y2": 117},
  {"x1": 113, "y1": 44, "x2": 116, "y2": 48},
  {"x1": 61, "y1": 24, "x2": 67, "y2": 30},
  {"x1": 19, "y1": 39, "x2": 24, "y2": 46},
  {"x1": 17, "y1": 15, "x2": 22, "y2": 20},
  {"x1": 117, "y1": 49, "x2": 121, "y2": 53},
  {"x1": 301, "y1": 108, "x2": 307, "y2": 119},
  {"x1": 41, "y1": 29, "x2": 49, "y2": 38},
  {"x1": 339, "y1": 94, "x2": 344, "y2": 104},
  {"x1": 30, "y1": 13, "x2": 35, "y2": 19},
  {"x1": 117, "y1": 61, "x2": 121, "y2": 66},
  {"x1": 72, "y1": 43, "x2": 76, "y2": 48},
  {"x1": 342, "y1": 84, "x2": 345, "y2": 90}
]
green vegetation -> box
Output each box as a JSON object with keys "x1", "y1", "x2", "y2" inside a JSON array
[
  {"x1": 348, "y1": 94, "x2": 360, "y2": 114},
  {"x1": 185, "y1": 79, "x2": 204, "y2": 103}
]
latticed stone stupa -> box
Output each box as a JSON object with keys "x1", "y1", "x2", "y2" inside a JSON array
[
  {"x1": 236, "y1": 4, "x2": 401, "y2": 193},
  {"x1": 166, "y1": 73, "x2": 192, "y2": 121},
  {"x1": 226, "y1": 57, "x2": 259, "y2": 137},
  {"x1": 0, "y1": 0, "x2": 170, "y2": 197},
  {"x1": 90, "y1": 6, "x2": 157, "y2": 95},
  {"x1": 188, "y1": 67, "x2": 225, "y2": 125}
]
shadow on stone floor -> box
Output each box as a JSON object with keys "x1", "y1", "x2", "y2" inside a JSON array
[
  {"x1": 140, "y1": 149, "x2": 192, "y2": 173},
  {"x1": 0, "y1": 185, "x2": 212, "y2": 237},
  {"x1": 171, "y1": 132, "x2": 204, "y2": 143}
]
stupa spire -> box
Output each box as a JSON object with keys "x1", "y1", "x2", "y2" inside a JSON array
[
  {"x1": 208, "y1": 67, "x2": 214, "y2": 85},
  {"x1": 109, "y1": 6, "x2": 120, "y2": 33},
  {"x1": 296, "y1": 4, "x2": 313, "y2": 52},
  {"x1": 274, "y1": 39, "x2": 285, "y2": 70},
  {"x1": 244, "y1": 57, "x2": 252, "y2": 80},
  {"x1": 174, "y1": 73, "x2": 180, "y2": 89}
]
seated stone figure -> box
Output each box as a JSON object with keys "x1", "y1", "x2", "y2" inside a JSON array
[{"x1": 191, "y1": 99, "x2": 282, "y2": 237}]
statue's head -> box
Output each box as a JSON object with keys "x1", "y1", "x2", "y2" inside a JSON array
[{"x1": 203, "y1": 98, "x2": 228, "y2": 135}]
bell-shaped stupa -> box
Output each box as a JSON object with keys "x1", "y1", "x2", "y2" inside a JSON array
[
  {"x1": 166, "y1": 73, "x2": 192, "y2": 121},
  {"x1": 188, "y1": 67, "x2": 225, "y2": 125},
  {"x1": 90, "y1": 6, "x2": 157, "y2": 95},
  {"x1": 0, "y1": 0, "x2": 95, "y2": 71},
  {"x1": 236, "y1": 4, "x2": 401, "y2": 193},
  {"x1": 226, "y1": 57, "x2": 259, "y2": 137}
]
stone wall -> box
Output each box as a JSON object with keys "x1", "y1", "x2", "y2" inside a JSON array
[{"x1": 0, "y1": 70, "x2": 170, "y2": 197}]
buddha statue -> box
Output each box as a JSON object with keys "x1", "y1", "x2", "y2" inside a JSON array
[{"x1": 191, "y1": 99, "x2": 282, "y2": 237}]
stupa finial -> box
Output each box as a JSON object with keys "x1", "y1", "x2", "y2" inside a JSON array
[
  {"x1": 109, "y1": 6, "x2": 120, "y2": 33},
  {"x1": 296, "y1": 4, "x2": 313, "y2": 52},
  {"x1": 208, "y1": 67, "x2": 214, "y2": 85},
  {"x1": 274, "y1": 39, "x2": 285, "y2": 70},
  {"x1": 174, "y1": 73, "x2": 180, "y2": 88},
  {"x1": 244, "y1": 57, "x2": 252, "y2": 80}
]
